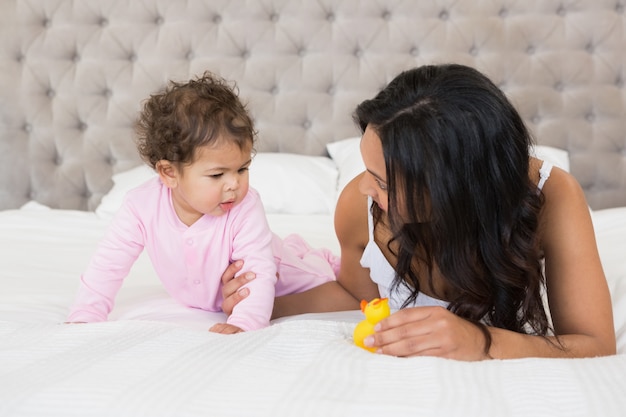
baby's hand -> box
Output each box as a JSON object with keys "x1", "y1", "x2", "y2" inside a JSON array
[{"x1": 209, "y1": 323, "x2": 244, "y2": 334}]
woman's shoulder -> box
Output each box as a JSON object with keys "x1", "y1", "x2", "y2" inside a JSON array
[
  {"x1": 334, "y1": 173, "x2": 369, "y2": 247},
  {"x1": 335, "y1": 173, "x2": 368, "y2": 217},
  {"x1": 534, "y1": 158, "x2": 593, "y2": 249},
  {"x1": 533, "y1": 158, "x2": 588, "y2": 208}
]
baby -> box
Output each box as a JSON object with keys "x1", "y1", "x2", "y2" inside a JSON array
[{"x1": 67, "y1": 72, "x2": 337, "y2": 333}]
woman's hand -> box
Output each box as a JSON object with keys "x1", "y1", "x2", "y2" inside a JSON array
[
  {"x1": 364, "y1": 306, "x2": 491, "y2": 361},
  {"x1": 220, "y1": 260, "x2": 255, "y2": 316}
]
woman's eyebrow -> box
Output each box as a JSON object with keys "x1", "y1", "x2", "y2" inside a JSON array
[{"x1": 367, "y1": 168, "x2": 386, "y2": 184}]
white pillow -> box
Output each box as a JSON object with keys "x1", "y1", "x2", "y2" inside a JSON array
[
  {"x1": 249, "y1": 153, "x2": 338, "y2": 214},
  {"x1": 95, "y1": 165, "x2": 156, "y2": 218},
  {"x1": 530, "y1": 145, "x2": 570, "y2": 172},
  {"x1": 95, "y1": 154, "x2": 339, "y2": 218},
  {"x1": 326, "y1": 137, "x2": 364, "y2": 193}
]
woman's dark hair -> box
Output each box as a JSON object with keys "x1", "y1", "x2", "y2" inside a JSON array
[
  {"x1": 135, "y1": 71, "x2": 256, "y2": 168},
  {"x1": 353, "y1": 64, "x2": 551, "y2": 347}
]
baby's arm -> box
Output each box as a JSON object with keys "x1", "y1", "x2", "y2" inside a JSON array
[
  {"x1": 67, "y1": 201, "x2": 145, "y2": 322},
  {"x1": 221, "y1": 190, "x2": 278, "y2": 331}
]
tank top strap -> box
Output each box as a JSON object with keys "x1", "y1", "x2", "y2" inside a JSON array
[{"x1": 537, "y1": 161, "x2": 554, "y2": 192}]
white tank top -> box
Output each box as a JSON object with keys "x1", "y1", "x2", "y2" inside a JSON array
[{"x1": 359, "y1": 161, "x2": 554, "y2": 310}]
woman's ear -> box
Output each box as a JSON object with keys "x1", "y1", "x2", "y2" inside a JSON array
[{"x1": 156, "y1": 160, "x2": 178, "y2": 189}]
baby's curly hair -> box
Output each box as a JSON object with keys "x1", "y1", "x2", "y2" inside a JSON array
[{"x1": 135, "y1": 71, "x2": 256, "y2": 168}]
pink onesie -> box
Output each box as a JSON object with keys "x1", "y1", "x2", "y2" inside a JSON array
[{"x1": 67, "y1": 177, "x2": 338, "y2": 331}]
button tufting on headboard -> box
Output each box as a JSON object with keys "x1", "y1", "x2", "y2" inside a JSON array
[{"x1": 0, "y1": 0, "x2": 624, "y2": 210}]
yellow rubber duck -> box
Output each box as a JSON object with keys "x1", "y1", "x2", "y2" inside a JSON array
[{"x1": 353, "y1": 297, "x2": 390, "y2": 352}]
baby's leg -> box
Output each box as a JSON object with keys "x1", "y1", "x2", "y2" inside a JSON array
[{"x1": 272, "y1": 233, "x2": 339, "y2": 296}]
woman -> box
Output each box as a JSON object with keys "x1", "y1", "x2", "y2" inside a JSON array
[{"x1": 220, "y1": 64, "x2": 616, "y2": 360}]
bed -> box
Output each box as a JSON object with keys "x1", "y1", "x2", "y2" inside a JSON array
[{"x1": 1, "y1": 1, "x2": 625, "y2": 416}]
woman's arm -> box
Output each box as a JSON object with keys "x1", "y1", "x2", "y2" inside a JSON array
[
  {"x1": 220, "y1": 174, "x2": 380, "y2": 319},
  {"x1": 535, "y1": 166, "x2": 615, "y2": 356},
  {"x1": 469, "y1": 167, "x2": 615, "y2": 359},
  {"x1": 272, "y1": 174, "x2": 379, "y2": 318}
]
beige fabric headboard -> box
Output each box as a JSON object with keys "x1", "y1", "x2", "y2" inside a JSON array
[{"x1": 0, "y1": 0, "x2": 624, "y2": 211}]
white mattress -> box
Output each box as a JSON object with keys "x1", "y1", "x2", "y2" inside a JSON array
[{"x1": 1, "y1": 204, "x2": 625, "y2": 416}]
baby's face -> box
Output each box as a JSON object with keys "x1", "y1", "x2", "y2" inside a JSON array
[{"x1": 170, "y1": 139, "x2": 252, "y2": 225}]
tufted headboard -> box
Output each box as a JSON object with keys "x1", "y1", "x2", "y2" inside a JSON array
[{"x1": 0, "y1": 0, "x2": 624, "y2": 211}]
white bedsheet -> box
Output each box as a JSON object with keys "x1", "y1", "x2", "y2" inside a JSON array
[{"x1": 1, "y1": 205, "x2": 625, "y2": 416}]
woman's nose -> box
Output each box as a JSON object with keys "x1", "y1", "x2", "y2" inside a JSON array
[{"x1": 358, "y1": 174, "x2": 374, "y2": 197}]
